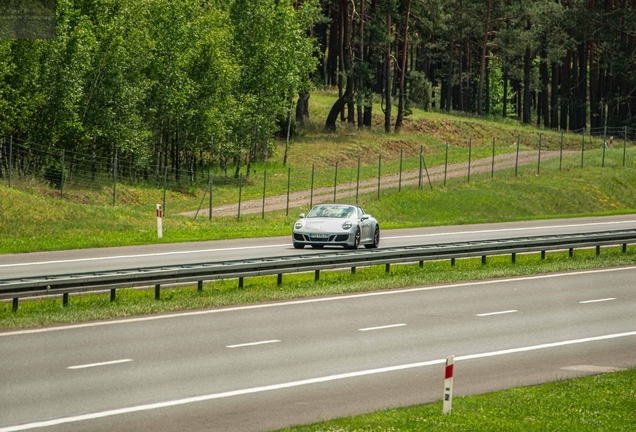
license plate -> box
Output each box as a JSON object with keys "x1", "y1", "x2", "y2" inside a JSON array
[{"x1": 311, "y1": 233, "x2": 329, "y2": 239}]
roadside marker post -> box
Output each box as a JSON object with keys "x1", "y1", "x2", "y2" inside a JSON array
[
  {"x1": 443, "y1": 355, "x2": 454, "y2": 415},
  {"x1": 156, "y1": 204, "x2": 163, "y2": 239}
]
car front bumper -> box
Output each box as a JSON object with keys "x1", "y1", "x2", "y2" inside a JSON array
[{"x1": 292, "y1": 231, "x2": 355, "y2": 247}]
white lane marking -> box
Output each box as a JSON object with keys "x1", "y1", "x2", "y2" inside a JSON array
[
  {"x1": 3, "y1": 330, "x2": 636, "y2": 432},
  {"x1": 476, "y1": 310, "x2": 518, "y2": 317},
  {"x1": 67, "y1": 359, "x2": 133, "y2": 370},
  {"x1": 3, "y1": 265, "x2": 636, "y2": 338},
  {"x1": 3, "y1": 219, "x2": 633, "y2": 269},
  {"x1": 359, "y1": 324, "x2": 406, "y2": 332},
  {"x1": 0, "y1": 244, "x2": 289, "y2": 269},
  {"x1": 382, "y1": 220, "x2": 636, "y2": 240},
  {"x1": 226, "y1": 340, "x2": 280, "y2": 348},
  {"x1": 579, "y1": 298, "x2": 617, "y2": 304}
]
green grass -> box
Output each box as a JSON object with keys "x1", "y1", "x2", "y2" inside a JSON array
[
  {"x1": 2, "y1": 150, "x2": 636, "y2": 253},
  {"x1": 2, "y1": 246, "x2": 635, "y2": 329},
  {"x1": 278, "y1": 368, "x2": 636, "y2": 431}
]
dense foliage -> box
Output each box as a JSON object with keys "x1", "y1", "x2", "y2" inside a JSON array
[
  {"x1": 0, "y1": 0, "x2": 318, "y2": 178},
  {"x1": 1, "y1": 0, "x2": 636, "y2": 177}
]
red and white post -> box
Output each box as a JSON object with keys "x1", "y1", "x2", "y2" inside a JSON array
[
  {"x1": 443, "y1": 355, "x2": 454, "y2": 415},
  {"x1": 156, "y1": 204, "x2": 163, "y2": 239}
]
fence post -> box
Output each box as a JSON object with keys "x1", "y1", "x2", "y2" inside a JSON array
[
  {"x1": 262, "y1": 169, "x2": 267, "y2": 219},
  {"x1": 61, "y1": 149, "x2": 65, "y2": 198},
  {"x1": 113, "y1": 149, "x2": 118, "y2": 207},
  {"x1": 623, "y1": 126, "x2": 627, "y2": 167},
  {"x1": 310, "y1": 164, "x2": 314, "y2": 208},
  {"x1": 398, "y1": 149, "x2": 403, "y2": 192},
  {"x1": 238, "y1": 172, "x2": 243, "y2": 221},
  {"x1": 356, "y1": 157, "x2": 360, "y2": 204},
  {"x1": 491, "y1": 138, "x2": 495, "y2": 178},
  {"x1": 333, "y1": 162, "x2": 338, "y2": 202},
  {"x1": 422, "y1": 153, "x2": 433, "y2": 190},
  {"x1": 8, "y1": 135, "x2": 12, "y2": 188},
  {"x1": 602, "y1": 142, "x2": 606, "y2": 168},
  {"x1": 163, "y1": 166, "x2": 168, "y2": 216},
  {"x1": 377, "y1": 154, "x2": 381, "y2": 200},
  {"x1": 537, "y1": 133, "x2": 542, "y2": 175},
  {"x1": 581, "y1": 128, "x2": 585, "y2": 168},
  {"x1": 559, "y1": 131, "x2": 563, "y2": 171},
  {"x1": 209, "y1": 174, "x2": 213, "y2": 220},
  {"x1": 444, "y1": 142, "x2": 448, "y2": 186},
  {"x1": 286, "y1": 167, "x2": 290, "y2": 216},
  {"x1": 418, "y1": 145, "x2": 423, "y2": 189},
  {"x1": 467, "y1": 138, "x2": 472, "y2": 183},
  {"x1": 515, "y1": 134, "x2": 520, "y2": 176}
]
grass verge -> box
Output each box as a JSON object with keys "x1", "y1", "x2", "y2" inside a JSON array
[
  {"x1": 278, "y1": 368, "x2": 636, "y2": 431},
  {"x1": 2, "y1": 246, "x2": 635, "y2": 330}
]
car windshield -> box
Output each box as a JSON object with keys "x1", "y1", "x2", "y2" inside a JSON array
[{"x1": 307, "y1": 205, "x2": 355, "y2": 219}]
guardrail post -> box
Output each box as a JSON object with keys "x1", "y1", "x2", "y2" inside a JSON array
[
  {"x1": 351, "y1": 267, "x2": 356, "y2": 274},
  {"x1": 12, "y1": 298, "x2": 18, "y2": 312},
  {"x1": 110, "y1": 289, "x2": 116, "y2": 302},
  {"x1": 155, "y1": 284, "x2": 161, "y2": 300},
  {"x1": 481, "y1": 255, "x2": 486, "y2": 265},
  {"x1": 197, "y1": 281, "x2": 203, "y2": 292},
  {"x1": 541, "y1": 251, "x2": 546, "y2": 260},
  {"x1": 419, "y1": 260, "x2": 424, "y2": 267},
  {"x1": 385, "y1": 263, "x2": 390, "y2": 273},
  {"x1": 63, "y1": 293, "x2": 69, "y2": 307},
  {"x1": 451, "y1": 258, "x2": 456, "y2": 267},
  {"x1": 596, "y1": 246, "x2": 601, "y2": 256},
  {"x1": 277, "y1": 273, "x2": 283, "y2": 284},
  {"x1": 512, "y1": 253, "x2": 516, "y2": 264},
  {"x1": 314, "y1": 270, "x2": 320, "y2": 281},
  {"x1": 569, "y1": 248, "x2": 574, "y2": 259},
  {"x1": 623, "y1": 243, "x2": 627, "y2": 253},
  {"x1": 238, "y1": 277, "x2": 244, "y2": 289}
]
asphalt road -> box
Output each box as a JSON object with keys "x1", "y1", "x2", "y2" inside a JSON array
[
  {"x1": 1, "y1": 263, "x2": 636, "y2": 431},
  {"x1": 1, "y1": 214, "x2": 635, "y2": 280}
]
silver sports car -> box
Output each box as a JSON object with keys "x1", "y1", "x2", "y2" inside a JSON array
[{"x1": 292, "y1": 203, "x2": 380, "y2": 249}]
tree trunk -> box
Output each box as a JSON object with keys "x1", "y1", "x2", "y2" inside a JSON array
[
  {"x1": 395, "y1": 0, "x2": 412, "y2": 132},
  {"x1": 384, "y1": 11, "x2": 392, "y2": 133},
  {"x1": 523, "y1": 45, "x2": 532, "y2": 124},
  {"x1": 550, "y1": 62, "x2": 559, "y2": 129},
  {"x1": 326, "y1": 0, "x2": 354, "y2": 130},
  {"x1": 540, "y1": 49, "x2": 549, "y2": 128},
  {"x1": 478, "y1": 0, "x2": 491, "y2": 116}
]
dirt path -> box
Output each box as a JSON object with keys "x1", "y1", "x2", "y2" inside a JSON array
[{"x1": 182, "y1": 150, "x2": 576, "y2": 218}]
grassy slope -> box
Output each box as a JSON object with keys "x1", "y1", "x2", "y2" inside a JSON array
[{"x1": 2, "y1": 89, "x2": 635, "y2": 253}]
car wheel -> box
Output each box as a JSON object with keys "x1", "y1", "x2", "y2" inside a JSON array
[
  {"x1": 346, "y1": 228, "x2": 360, "y2": 250},
  {"x1": 311, "y1": 244, "x2": 324, "y2": 249},
  {"x1": 293, "y1": 243, "x2": 305, "y2": 249},
  {"x1": 365, "y1": 225, "x2": 380, "y2": 249}
]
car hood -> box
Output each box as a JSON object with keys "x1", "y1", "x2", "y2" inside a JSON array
[{"x1": 301, "y1": 218, "x2": 350, "y2": 231}]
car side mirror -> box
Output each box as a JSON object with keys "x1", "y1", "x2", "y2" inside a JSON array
[
  {"x1": 361, "y1": 215, "x2": 370, "y2": 220},
  {"x1": 299, "y1": 213, "x2": 305, "y2": 219}
]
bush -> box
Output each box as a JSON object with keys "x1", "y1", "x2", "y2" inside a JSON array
[{"x1": 407, "y1": 71, "x2": 432, "y2": 111}]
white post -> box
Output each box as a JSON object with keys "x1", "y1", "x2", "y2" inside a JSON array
[
  {"x1": 443, "y1": 355, "x2": 454, "y2": 415},
  {"x1": 156, "y1": 204, "x2": 163, "y2": 239}
]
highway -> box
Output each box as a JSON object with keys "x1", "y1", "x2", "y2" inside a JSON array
[
  {"x1": 1, "y1": 215, "x2": 636, "y2": 431},
  {"x1": 1, "y1": 214, "x2": 635, "y2": 279}
]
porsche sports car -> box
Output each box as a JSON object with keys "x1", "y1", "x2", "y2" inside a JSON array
[{"x1": 292, "y1": 203, "x2": 380, "y2": 249}]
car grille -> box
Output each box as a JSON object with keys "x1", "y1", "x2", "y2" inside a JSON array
[{"x1": 295, "y1": 233, "x2": 350, "y2": 243}]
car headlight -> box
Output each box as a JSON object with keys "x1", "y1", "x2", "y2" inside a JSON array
[
  {"x1": 342, "y1": 221, "x2": 352, "y2": 230},
  {"x1": 294, "y1": 221, "x2": 303, "y2": 229}
]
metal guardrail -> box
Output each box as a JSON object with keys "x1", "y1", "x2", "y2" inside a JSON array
[{"x1": 2, "y1": 229, "x2": 636, "y2": 311}]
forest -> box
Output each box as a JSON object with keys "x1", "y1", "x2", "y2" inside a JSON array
[{"x1": 0, "y1": 0, "x2": 635, "y2": 179}]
